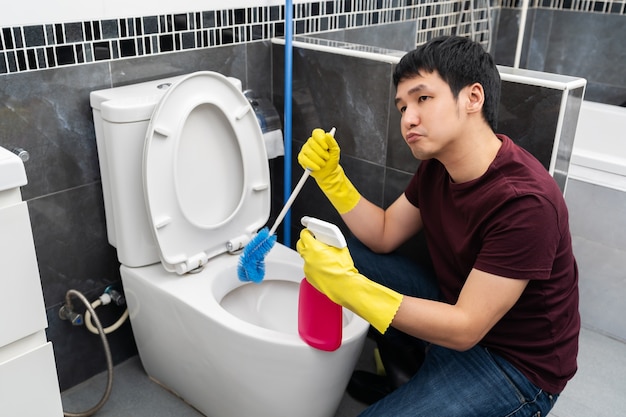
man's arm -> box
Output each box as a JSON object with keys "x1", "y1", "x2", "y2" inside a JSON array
[
  {"x1": 297, "y1": 128, "x2": 422, "y2": 253},
  {"x1": 392, "y1": 268, "x2": 529, "y2": 351},
  {"x1": 297, "y1": 229, "x2": 528, "y2": 338},
  {"x1": 341, "y1": 193, "x2": 423, "y2": 254}
]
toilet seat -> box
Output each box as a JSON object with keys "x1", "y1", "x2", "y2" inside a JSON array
[{"x1": 143, "y1": 72, "x2": 270, "y2": 274}]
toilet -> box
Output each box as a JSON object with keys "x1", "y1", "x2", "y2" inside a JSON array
[{"x1": 89, "y1": 71, "x2": 369, "y2": 417}]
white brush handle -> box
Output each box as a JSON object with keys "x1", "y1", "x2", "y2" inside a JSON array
[
  {"x1": 269, "y1": 169, "x2": 310, "y2": 235},
  {"x1": 268, "y1": 127, "x2": 336, "y2": 236}
]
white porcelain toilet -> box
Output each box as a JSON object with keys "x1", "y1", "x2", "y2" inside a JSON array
[{"x1": 89, "y1": 71, "x2": 369, "y2": 417}]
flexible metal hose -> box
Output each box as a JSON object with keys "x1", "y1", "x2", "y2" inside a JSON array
[
  {"x1": 84, "y1": 299, "x2": 129, "y2": 335},
  {"x1": 63, "y1": 289, "x2": 114, "y2": 417}
]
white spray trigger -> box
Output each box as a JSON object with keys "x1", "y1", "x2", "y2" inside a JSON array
[{"x1": 301, "y1": 216, "x2": 347, "y2": 249}]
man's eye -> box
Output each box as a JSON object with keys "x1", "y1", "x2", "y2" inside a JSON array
[
  {"x1": 399, "y1": 106, "x2": 407, "y2": 113},
  {"x1": 418, "y1": 96, "x2": 429, "y2": 102}
]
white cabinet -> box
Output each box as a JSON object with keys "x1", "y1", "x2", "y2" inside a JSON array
[
  {"x1": 0, "y1": 334, "x2": 63, "y2": 416},
  {"x1": 0, "y1": 147, "x2": 63, "y2": 416},
  {"x1": 0, "y1": 202, "x2": 48, "y2": 347}
]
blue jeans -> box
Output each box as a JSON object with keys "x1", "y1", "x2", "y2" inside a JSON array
[{"x1": 348, "y1": 239, "x2": 559, "y2": 417}]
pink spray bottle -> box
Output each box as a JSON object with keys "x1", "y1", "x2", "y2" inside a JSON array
[{"x1": 298, "y1": 216, "x2": 346, "y2": 351}]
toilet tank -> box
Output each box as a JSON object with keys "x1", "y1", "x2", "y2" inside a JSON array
[
  {"x1": 90, "y1": 75, "x2": 245, "y2": 268},
  {"x1": 91, "y1": 76, "x2": 185, "y2": 267}
]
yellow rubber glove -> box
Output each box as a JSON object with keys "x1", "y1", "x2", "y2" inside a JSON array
[
  {"x1": 297, "y1": 128, "x2": 361, "y2": 214},
  {"x1": 296, "y1": 229, "x2": 403, "y2": 334}
]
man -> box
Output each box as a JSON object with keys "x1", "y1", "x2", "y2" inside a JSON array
[{"x1": 296, "y1": 35, "x2": 579, "y2": 416}]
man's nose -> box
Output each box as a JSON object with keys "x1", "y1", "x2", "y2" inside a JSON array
[{"x1": 403, "y1": 107, "x2": 419, "y2": 128}]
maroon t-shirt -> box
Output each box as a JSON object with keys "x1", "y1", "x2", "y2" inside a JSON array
[{"x1": 404, "y1": 134, "x2": 580, "y2": 394}]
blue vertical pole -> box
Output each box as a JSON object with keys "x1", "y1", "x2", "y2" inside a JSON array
[{"x1": 283, "y1": 0, "x2": 294, "y2": 247}]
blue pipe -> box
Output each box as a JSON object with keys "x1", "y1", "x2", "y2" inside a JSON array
[{"x1": 283, "y1": 0, "x2": 294, "y2": 247}]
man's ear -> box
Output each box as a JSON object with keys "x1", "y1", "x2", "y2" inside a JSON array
[{"x1": 466, "y1": 82, "x2": 484, "y2": 114}]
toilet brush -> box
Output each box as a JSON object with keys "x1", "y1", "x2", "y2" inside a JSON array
[
  {"x1": 237, "y1": 128, "x2": 336, "y2": 283},
  {"x1": 237, "y1": 169, "x2": 308, "y2": 283}
]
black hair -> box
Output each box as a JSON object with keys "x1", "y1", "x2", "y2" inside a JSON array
[{"x1": 393, "y1": 36, "x2": 501, "y2": 131}]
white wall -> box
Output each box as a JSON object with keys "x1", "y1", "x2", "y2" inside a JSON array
[{"x1": 3, "y1": 0, "x2": 306, "y2": 27}]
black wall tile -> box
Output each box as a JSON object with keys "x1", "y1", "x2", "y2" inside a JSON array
[
  {"x1": 24, "y1": 25, "x2": 45, "y2": 47},
  {"x1": 101, "y1": 19, "x2": 119, "y2": 39},
  {"x1": 3, "y1": 28, "x2": 14, "y2": 49},
  {"x1": 64, "y1": 22, "x2": 83, "y2": 43},
  {"x1": 55, "y1": 45, "x2": 74, "y2": 65}
]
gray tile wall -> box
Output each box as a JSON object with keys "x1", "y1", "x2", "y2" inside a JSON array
[
  {"x1": 493, "y1": 7, "x2": 626, "y2": 106},
  {"x1": 496, "y1": 80, "x2": 585, "y2": 192}
]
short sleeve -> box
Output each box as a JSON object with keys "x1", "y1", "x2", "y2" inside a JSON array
[{"x1": 473, "y1": 194, "x2": 561, "y2": 280}]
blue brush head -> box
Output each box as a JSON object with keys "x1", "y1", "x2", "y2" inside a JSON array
[{"x1": 237, "y1": 227, "x2": 278, "y2": 283}]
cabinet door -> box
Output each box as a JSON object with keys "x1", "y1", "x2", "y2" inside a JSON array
[
  {"x1": 0, "y1": 341, "x2": 63, "y2": 416},
  {"x1": 0, "y1": 202, "x2": 48, "y2": 348}
]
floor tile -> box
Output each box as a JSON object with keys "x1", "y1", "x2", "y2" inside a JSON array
[
  {"x1": 549, "y1": 327, "x2": 626, "y2": 417},
  {"x1": 61, "y1": 357, "x2": 203, "y2": 417},
  {"x1": 62, "y1": 326, "x2": 626, "y2": 417}
]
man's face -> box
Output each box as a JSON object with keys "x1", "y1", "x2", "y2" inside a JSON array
[{"x1": 394, "y1": 71, "x2": 468, "y2": 161}]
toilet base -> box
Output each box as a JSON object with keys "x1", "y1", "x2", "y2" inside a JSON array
[
  {"x1": 121, "y1": 243, "x2": 369, "y2": 417},
  {"x1": 147, "y1": 374, "x2": 205, "y2": 414}
]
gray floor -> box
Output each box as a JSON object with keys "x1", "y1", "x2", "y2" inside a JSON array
[
  {"x1": 60, "y1": 344, "x2": 370, "y2": 417},
  {"x1": 61, "y1": 179, "x2": 626, "y2": 416},
  {"x1": 60, "y1": 326, "x2": 626, "y2": 417}
]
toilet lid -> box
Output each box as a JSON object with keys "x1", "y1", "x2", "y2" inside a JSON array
[{"x1": 143, "y1": 71, "x2": 271, "y2": 274}]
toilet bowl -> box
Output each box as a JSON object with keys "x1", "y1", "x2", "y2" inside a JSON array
[{"x1": 90, "y1": 71, "x2": 369, "y2": 417}]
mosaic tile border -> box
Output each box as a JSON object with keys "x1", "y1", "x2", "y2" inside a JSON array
[
  {"x1": 0, "y1": 8, "x2": 286, "y2": 74},
  {"x1": 0, "y1": 0, "x2": 493, "y2": 75},
  {"x1": 501, "y1": 0, "x2": 626, "y2": 12},
  {"x1": 2, "y1": 0, "x2": 620, "y2": 75}
]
